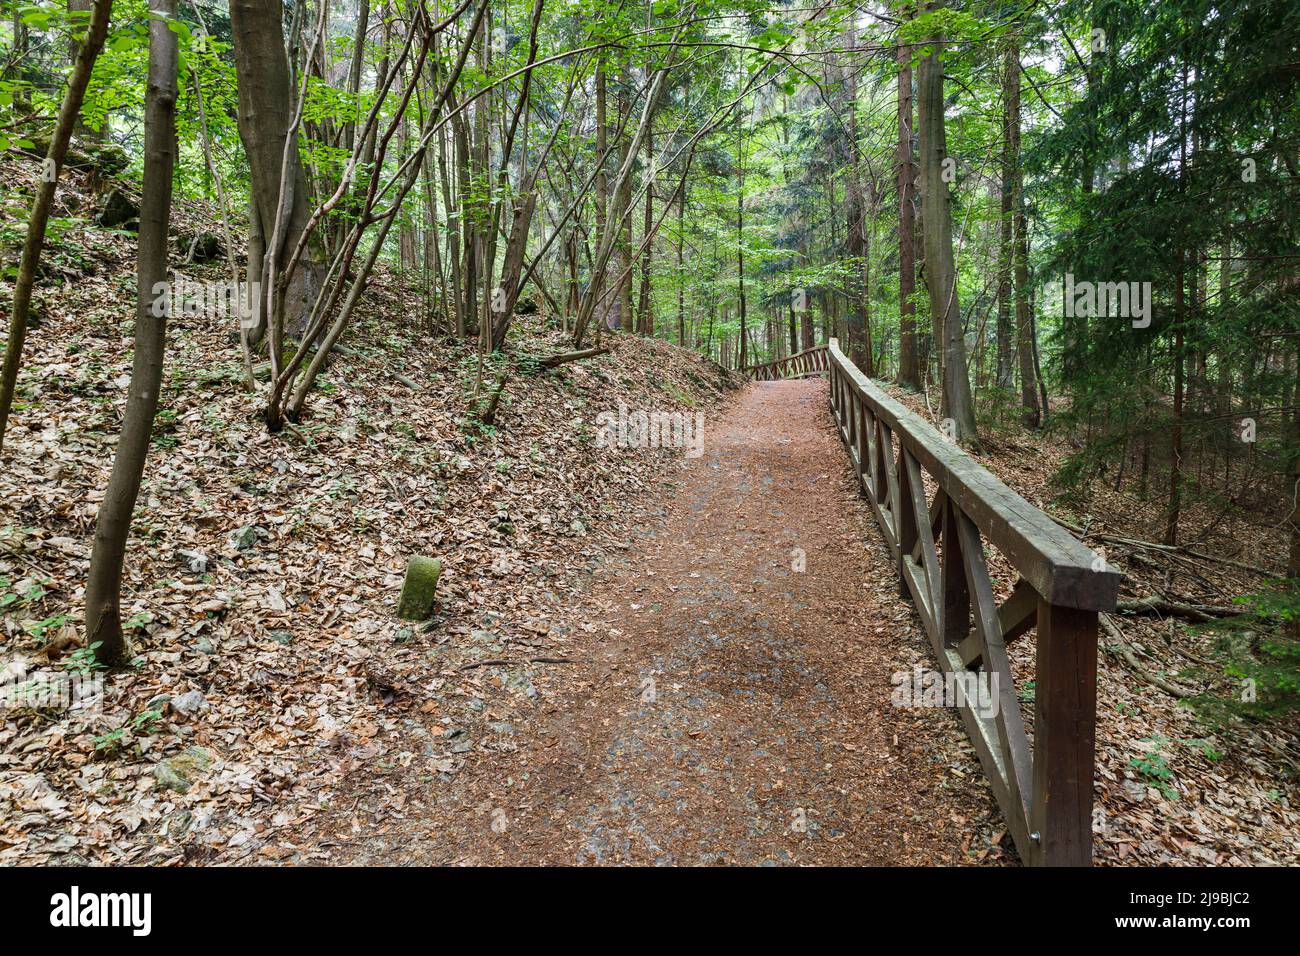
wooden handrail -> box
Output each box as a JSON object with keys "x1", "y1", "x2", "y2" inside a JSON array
[
  {"x1": 823, "y1": 338, "x2": 1119, "y2": 866},
  {"x1": 744, "y1": 344, "x2": 829, "y2": 381}
]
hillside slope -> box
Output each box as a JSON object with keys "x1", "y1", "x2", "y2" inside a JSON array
[{"x1": 0, "y1": 154, "x2": 740, "y2": 864}]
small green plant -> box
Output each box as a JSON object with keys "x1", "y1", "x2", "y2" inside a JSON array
[
  {"x1": 1188, "y1": 584, "x2": 1300, "y2": 728},
  {"x1": 1130, "y1": 735, "x2": 1178, "y2": 798},
  {"x1": 0, "y1": 572, "x2": 47, "y2": 610},
  {"x1": 329, "y1": 476, "x2": 358, "y2": 499},
  {"x1": 23, "y1": 613, "x2": 68, "y2": 641},
  {"x1": 664, "y1": 381, "x2": 695, "y2": 408},
  {"x1": 132, "y1": 707, "x2": 164, "y2": 735},
  {"x1": 63, "y1": 642, "x2": 107, "y2": 676},
  {"x1": 93, "y1": 728, "x2": 126, "y2": 758},
  {"x1": 1181, "y1": 738, "x2": 1223, "y2": 762}
]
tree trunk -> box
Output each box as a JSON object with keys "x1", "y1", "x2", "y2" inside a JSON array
[
  {"x1": 637, "y1": 123, "x2": 654, "y2": 336},
  {"x1": 917, "y1": 3, "x2": 977, "y2": 443},
  {"x1": 737, "y1": 162, "x2": 747, "y2": 368},
  {"x1": 229, "y1": 0, "x2": 321, "y2": 339},
  {"x1": 1007, "y1": 34, "x2": 1039, "y2": 427},
  {"x1": 899, "y1": 27, "x2": 920, "y2": 390},
  {"x1": 1289, "y1": 339, "x2": 1300, "y2": 592},
  {"x1": 677, "y1": 181, "x2": 686, "y2": 346},
  {"x1": 593, "y1": 59, "x2": 607, "y2": 338},
  {"x1": 1166, "y1": 67, "x2": 1189, "y2": 545},
  {"x1": 995, "y1": 38, "x2": 1015, "y2": 390},
  {"x1": 0, "y1": 0, "x2": 112, "y2": 455},
  {"x1": 84, "y1": 0, "x2": 177, "y2": 667}
]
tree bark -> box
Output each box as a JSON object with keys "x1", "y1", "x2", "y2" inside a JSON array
[
  {"x1": 995, "y1": 37, "x2": 1015, "y2": 390},
  {"x1": 899, "y1": 33, "x2": 920, "y2": 385},
  {"x1": 84, "y1": 0, "x2": 177, "y2": 667},
  {"x1": 916, "y1": 3, "x2": 978, "y2": 443},
  {"x1": 637, "y1": 122, "x2": 654, "y2": 335},
  {"x1": 229, "y1": 0, "x2": 321, "y2": 339},
  {"x1": 1006, "y1": 34, "x2": 1039, "y2": 427}
]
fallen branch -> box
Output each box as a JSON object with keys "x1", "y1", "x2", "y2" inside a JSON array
[
  {"x1": 1101, "y1": 613, "x2": 1196, "y2": 699},
  {"x1": 1050, "y1": 515, "x2": 1285, "y2": 579},
  {"x1": 459, "y1": 656, "x2": 575, "y2": 670},
  {"x1": 538, "y1": 346, "x2": 608, "y2": 368},
  {"x1": 1116, "y1": 596, "x2": 1243, "y2": 623}
]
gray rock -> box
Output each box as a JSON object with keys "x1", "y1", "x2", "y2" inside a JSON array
[
  {"x1": 171, "y1": 690, "x2": 208, "y2": 717},
  {"x1": 175, "y1": 549, "x2": 208, "y2": 573},
  {"x1": 98, "y1": 188, "x2": 139, "y2": 230},
  {"x1": 230, "y1": 526, "x2": 260, "y2": 551},
  {"x1": 153, "y1": 746, "x2": 214, "y2": 794}
]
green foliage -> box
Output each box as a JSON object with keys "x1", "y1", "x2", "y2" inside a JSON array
[
  {"x1": 63, "y1": 642, "x2": 107, "y2": 676},
  {"x1": 1130, "y1": 734, "x2": 1179, "y2": 799},
  {"x1": 1188, "y1": 585, "x2": 1300, "y2": 728}
]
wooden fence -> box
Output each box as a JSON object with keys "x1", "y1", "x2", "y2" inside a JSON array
[
  {"x1": 745, "y1": 344, "x2": 830, "y2": 381},
  {"x1": 756, "y1": 339, "x2": 1120, "y2": 865}
]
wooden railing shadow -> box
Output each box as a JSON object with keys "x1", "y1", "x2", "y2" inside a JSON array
[{"x1": 749, "y1": 338, "x2": 1120, "y2": 866}]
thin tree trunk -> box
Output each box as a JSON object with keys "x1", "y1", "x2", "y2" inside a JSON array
[
  {"x1": 84, "y1": 0, "x2": 177, "y2": 667},
  {"x1": 737, "y1": 164, "x2": 747, "y2": 368},
  {"x1": 637, "y1": 122, "x2": 654, "y2": 335},
  {"x1": 995, "y1": 37, "x2": 1015, "y2": 390},
  {"x1": 677, "y1": 180, "x2": 686, "y2": 346},
  {"x1": 0, "y1": 0, "x2": 112, "y2": 455},
  {"x1": 1005, "y1": 32, "x2": 1039, "y2": 427},
  {"x1": 1166, "y1": 67, "x2": 1189, "y2": 545}
]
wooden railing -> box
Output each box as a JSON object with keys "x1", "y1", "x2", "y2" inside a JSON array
[
  {"x1": 745, "y1": 344, "x2": 829, "y2": 381},
  {"x1": 824, "y1": 339, "x2": 1119, "y2": 866}
]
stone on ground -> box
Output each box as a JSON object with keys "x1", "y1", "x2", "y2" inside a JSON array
[{"x1": 397, "y1": 557, "x2": 442, "y2": 620}]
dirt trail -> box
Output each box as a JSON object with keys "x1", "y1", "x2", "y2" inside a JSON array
[{"x1": 293, "y1": 380, "x2": 999, "y2": 865}]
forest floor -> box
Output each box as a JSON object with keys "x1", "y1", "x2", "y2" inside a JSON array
[
  {"x1": 280, "y1": 380, "x2": 998, "y2": 865},
  {"x1": 1, "y1": 151, "x2": 1297, "y2": 866}
]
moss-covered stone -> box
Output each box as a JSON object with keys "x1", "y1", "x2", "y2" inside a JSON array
[
  {"x1": 397, "y1": 556, "x2": 441, "y2": 621},
  {"x1": 153, "y1": 746, "x2": 214, "y2": 794}
]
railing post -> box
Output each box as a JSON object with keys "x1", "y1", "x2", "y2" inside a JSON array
[
  {"x1": 1030, "y1": 601, "x2": 1098, "y2": 866},
  {"x1": 939, "y1": 499, "x2": 969, "y2": 647},
  {"x1": 874, "y1": 419, "x2": 890, "y2": 505},
  {"x1": 855, "y1": 396, "x2": 869, "y2": 485},
  {"x1": 895, "y1": 444, "x2": 916, "y2": 598}
]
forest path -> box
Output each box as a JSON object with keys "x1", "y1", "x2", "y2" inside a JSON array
[{"x1": 293, "y1": 380, "x2": 994, "y2": 865}]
